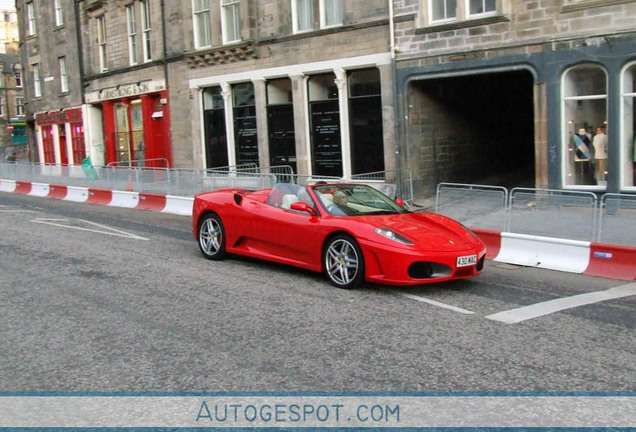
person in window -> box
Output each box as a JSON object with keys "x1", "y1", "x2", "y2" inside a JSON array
[{"x1": 329, "y1": 190, "x2": 358, "y2": 215}]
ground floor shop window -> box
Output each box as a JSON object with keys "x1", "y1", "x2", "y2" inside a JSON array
[
  {"x1": 563, "y1": 64, "x2": 607, "y2": 187},
  {"x1": 71, "y1": 123, "x2": 86, "y2": 163},
  {"x1": 622, "y1": 62, "x2": 636, "y2": 189},
  {"x1": 309, "y1": 73, "x2": 342, "y2": 177},
  {"x1": 348, "y1": 68, "x2": 384, "y2": 175},
  {"x1": 203, "y1": 86, "x2": 228, "y2": 169},
  {"x1": 42, "y1": 125, "x2": 55, "y2": 164},
  {"x1": 267, "y1": 78, "x2": 296, "y2": 172},
  {"x1": 233, "y1": 82, "x2": 259, "y2": 166}
]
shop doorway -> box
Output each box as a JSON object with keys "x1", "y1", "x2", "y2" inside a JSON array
[
  {"x1": 267, "y1": 78, "x2": 297, "y2": 172},
  {"x1": 309, "y1": 73, "x2": 342, "y2": 177},
  {"x1": 203, "y1": 86, "x2": 229, "y2": 169},
  {"x1": 409, "y1": 70, "x2": 535, "y2": 193}
]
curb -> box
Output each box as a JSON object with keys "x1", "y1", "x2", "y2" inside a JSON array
[
  {"x1": 0, "y1": 179, "x2": 194, "y2": 216},
  {"x1": 473, "y1": 228, "x2": 636, "y2": 281}
]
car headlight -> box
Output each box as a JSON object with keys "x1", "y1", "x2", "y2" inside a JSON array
[{"x1": 375, "y1": 228, "x2": 414, "y2": 245}]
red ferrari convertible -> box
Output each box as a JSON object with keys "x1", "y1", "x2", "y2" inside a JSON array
[{"x1": 192, "y1": 183, "x2": 486, "y2": 289}]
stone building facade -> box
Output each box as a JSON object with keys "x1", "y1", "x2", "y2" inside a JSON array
[
  {"x1": 392, "y1": 0, "x2": 636, "y2": 196},
  {"x1": 18, "y1": 0, "x2": 396, "y2": 183}
]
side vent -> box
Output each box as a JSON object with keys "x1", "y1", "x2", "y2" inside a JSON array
[{"x1": 234, "y1": 194, "x2": 243, "y2": 205}]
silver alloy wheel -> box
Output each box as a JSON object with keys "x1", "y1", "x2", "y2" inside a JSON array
[
  {"x1": 199, "y1": 216, "x2": 223, "y2": 257},
  {"x1": 325, "y1": 238, "x2": 360, "y2": 287}
]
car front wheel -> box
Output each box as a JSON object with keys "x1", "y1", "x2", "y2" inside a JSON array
[
  {"x1": 198, "y1": 213, "x2": 227, "y2": 260},
  {"x1": 324, "y1": 234, "x2": 365, "y2": 289}
]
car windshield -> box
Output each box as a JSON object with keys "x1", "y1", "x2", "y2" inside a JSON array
[{"x1": 312, "y1": 184, "x2": 408, "y2": 216}]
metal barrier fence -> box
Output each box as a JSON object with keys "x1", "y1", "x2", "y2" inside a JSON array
[
  {"x1": 436, "y1": 182, "x2": 635, "y2": 246},
  {"x1": 435, "y1": 183, "x2": 508, "y2": 232},
  {"x1": 509, "y1": 188, "x2": 598, "y2": 242},
  {"x1": 0, "y1": 161, "x2": 413, "y2": 203},
  {"x1": 599, "y1": 194, "x2": 636, "y2": 247}
]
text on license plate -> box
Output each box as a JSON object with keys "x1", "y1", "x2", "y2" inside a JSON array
[{"x1": 456, "y1": 254, "x2": 477, "y2": 267}]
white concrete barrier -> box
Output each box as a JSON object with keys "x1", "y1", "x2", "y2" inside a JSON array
[
  {"x1": 0, "y1": 179, "x2": 16, "y2": 192},
  {"x1": 109, "y1": 190, "x2": 139, "y2": 208},
  {"x1": 29, "y1": 182, "x2": 50, "y2": 197},
  {"x1": 65, "y1": 186, "x2": 90, "y2": 203},
  {"x1": 162, "y1": 195, "x2": 194, "y2": 216},
  {"x1": 494, "y1": 232, "x2": 591, "y2": 274}
]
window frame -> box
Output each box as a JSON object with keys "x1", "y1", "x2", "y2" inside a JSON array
[
  {"x1": 320, "y1": 0, "x2": 343, "y2": 28},
  {"x1": 0, "y1": 97, "x2": 4, "y2": 117},
  {"x1": 429, "y1": 0, "x2": 457, "y2": 24},
  {"x1": 292, "y1": 0, "x2": 315, "y2": 34},
  {"x1": 26, "y1": 2, "x2": 36, "y2": 36},
  {"x1": 193, "y1": 0, "x2": 213, "y2": 49},
  {"x1": 127, "y1": 4, "x2": 138, "y2": 66},
  {"x1": 561, "y1": 63, "x2": 608, "y2": 189},
  {"x1": 15, "y1": 71, "x2": 22, "y2": 88},
  {"x1": 620, "y1": 61, "x2": 636, "y2": 190},
  {"x1": 221, "y1": 0, "x2": 241, "y2": 44},
  {"x1": 140, "y1": 0, "x2": 152, "y2": 62},
  {"x1": 16, "y1": 97, "x2": 24, "y2": 116},
  {"x1": 97, "y1": 15, "x2": 108, "y2": 72},
  {"x1": 59, "y1": 56, "x2": 68, "y2": 93},
  {"x1": 466, "y1": 0, "x2": 497, "y2": 18},
  {"x1": 54, "y1": 0, "x2": 64, "y2": 27},
  {"x1": 33, "y1": 63, "x2": 41, "y2": 98}
]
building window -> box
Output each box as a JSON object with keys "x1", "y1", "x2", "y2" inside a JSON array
[
  {"x1": 621, "y1": 62, "x2": 636, "y2": 189},
  {"x1": 71, "y1": 123, "x2": 86, "y2": 164},
  {"x1": 0, "y1": 98, "x2": 4, "y2": 117},
  {"x1": 221, "y1": 0, "x2": 240, "y2": 43},
  {"x1": 97, "y1": 15, "x2": 107, "y2": 72},
  {"x1": 26, "y1": 2, "x2": 36, "y2": 35},
  {"x1": 193, "y1": 0, "x2": 212, "y2": 49},
  {"x1": 202, "y1": 86, "x2": 229, "y2": 169},
  {"x1": 562, "y1": 64, "x2": 607, "y2": 188},
  {"x1": 54, "y1": 0, "x2": 64, "y2": 26},
  {"x1": 15, "y1": 71, "x2": 21, "y2": 87},
  {"x1": 467, "y1": 0, "x2": 496, "y2": 17},
  {"x1": 348, "y1": 68, "x2": 384, "y2": 175},
  {"x1": 232, "y1": 82, "x2": 259, "y2": 166},
  {"x1": 292, "y1": 0, "x2": 314, "y2": 33},
  {"x1": 308, "y1": 73, "x2": 341, "y2": 177},
  {"x1": 59, "y1": 57, "x2": 68, "y2": 93},
  {"x1": 430, "y1": 0, "x2": 457, "y2": 23},
  {"x1": 140, "y1": 0, "x2": 152, "y2": 62},
  {"x1": 127, "y1": 4, "x2": 138, "y2": 65},
  {"x1": 33, "y1": 63, "x2": 41, "y2": 97},
  {"x1": 16, "y1": 97, "x2": 24, "y2": 116},
  {"x1": 321, "y1": 0, "x2": 343, "y2": 27}
]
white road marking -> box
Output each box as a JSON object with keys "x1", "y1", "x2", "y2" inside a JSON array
[
  {"x1": 485, "y1": 283, "x2": 636, "y2": 324},
  {"x1": 388, "y1": 289, "x2": 475, "y2": 315},
  {"x1": 0, "y1": 210, "x2": 38, "y2": 213},
  {"x1": 31, "y1": 218, "x2": 148, "y2": 241}
]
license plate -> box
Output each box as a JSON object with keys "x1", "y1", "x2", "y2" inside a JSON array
[{"x1": 456, "y1": 254, "x2": 477, "y2": 267}]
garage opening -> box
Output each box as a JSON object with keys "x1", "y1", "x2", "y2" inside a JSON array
[{"x1": 407, "y1": 70, "x2": 535, "y2": 197}]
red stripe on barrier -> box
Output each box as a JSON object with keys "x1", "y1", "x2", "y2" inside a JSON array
[
  {"x1": 15, "y1": 181, "x2": 32, "y2": 194},
  {"x1": 137, "y1": 193, "x2": 167, "y2": 211},
  {"x1": 48, "y1": 184, "x2": 68, "y2": 200},
  {"x1": 472, "y1": 228, "x2": 502, "y2": 259},
  {"x1": 585, "y1": 243, "x2": 636, "y2": 281},
  {"x1": 87, "y1": 188, "x2": 113, "y2": 205}
]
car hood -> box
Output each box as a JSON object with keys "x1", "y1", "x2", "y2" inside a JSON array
[{"x1": 358, "y1": 212, "x2": 481, "y2": 251}]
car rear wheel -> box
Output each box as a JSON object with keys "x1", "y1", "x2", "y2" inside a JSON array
[
  {"x1": 198, "y1": 213, "x2": 226, "y2": 260},
  {"x1": 324, "y1": 234, "x2": 365, "y2": 289}
]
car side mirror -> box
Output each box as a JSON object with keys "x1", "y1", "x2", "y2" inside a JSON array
[
  {"x1": 290, "y1": 201, "x2": 317, "y2": 216},
  {"x1": 395, "y1": 198, "x2": 404, "y2": 207}
]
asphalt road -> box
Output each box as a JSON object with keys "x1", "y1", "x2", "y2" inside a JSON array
[{"x1": 1, "y1": 192, "x2": 634, "y2": 393}]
